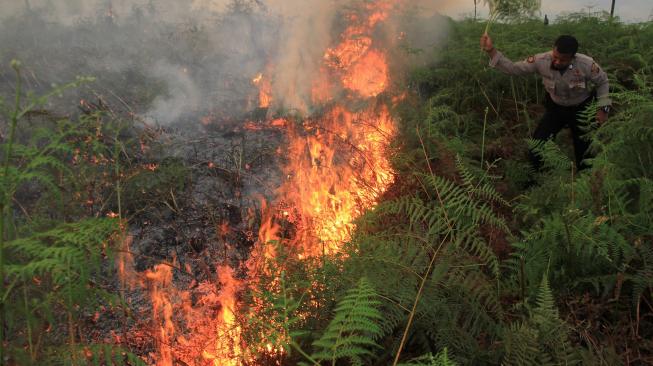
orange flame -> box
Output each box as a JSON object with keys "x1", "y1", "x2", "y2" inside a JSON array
[
  {"x1": 202, "y1": 266, "x2": 242, "y2": 366},
  {"x1": 341, "y1": 49, "x2": 388, "y2": 97},
  {"x1": 323, "y1": 0, "x2": 394, "y2": 98},
  {"x1": 252, "y1": 72, "x2": 272, "y2": 108},
  {"x1": 279, "y1": 104, "x2": 395, "y2": 255},
  {"x1": 273, "y1": 0, "x2": 397, "y2": 254},
  {"x1": 119, "y1": 1, "x2": 400, "y2": 364},
  {"x1": 145, "y1": 264, "x2": 175, "y2": 366},
  {"x1": 220, "y1": 0, "x2": 398, "y2": 359},
  {"x1": 248, "y1": 200, "x2": 282, "y2": 276}
]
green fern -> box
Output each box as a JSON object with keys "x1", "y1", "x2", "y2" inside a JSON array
[
  {"x1": 628, "y1": 244, "x2": 653, "y2": 309},
  {"x1": 311, "y1": 277, "x2": 383, "y2": 366},
  {"x1": 456, "y1": 155, "x2": 510, "y2": 207},
  {"x1": 526, "y1": 139, "x2": 572, "y2": 172},
  {"x1": 377, "y1": 158, "x2": 507, "y2": 278},
  {"x1": 245, "y1": 266, "x2": 306, "y2": 359},
  {"x1": 2, "y1": 217, "x2": 120, "y2": 364},
  {"x1": 243, "y1": 239, "x2": 351, "y2": 365},
  {"x1": 397, "y1": 348, "x2": 458, "y2": 366},
  {"x1": 502, "y1": 321, "x2": 540, "y2": 366},
  {"x1": 5, "y1": 218, "x2": 119, "y2": 280},
  {"x1": 0, "y1": 64, "x2": 126, "y2": 364},
  {"x1": 339, "y1": 145, "x2": 509, "y2": 363},
  {"x1": 45, "y1": 344, "x2": 148, "y2": 366},
  {"x1": 512, "y1": 93, "x2": 653, "y2": 300},
  {"x1": 502, "y1": 277, "x2": 580, "y2": 366}
]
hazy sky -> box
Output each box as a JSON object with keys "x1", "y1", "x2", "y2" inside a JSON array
[{"x1": 439, "y1": 0, "x2": 653, "y2": 22}]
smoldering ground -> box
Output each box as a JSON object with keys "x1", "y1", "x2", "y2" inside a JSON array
[
  {"x1": 0, "y1": 0, "x2": 277, "y2": 126},
  {"x1": 0, "y1": 0, "x2": 450, "y2": 128}
]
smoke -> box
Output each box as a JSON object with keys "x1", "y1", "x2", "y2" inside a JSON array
[
  {"x1": 263, "y1": 0, "x2": 453, "y2": 114},
  {"x1": 0, "y1": 0, "x2": 276, "y2": 125},
  {"x1": 266, "y1": 0, "x2": 341, "y2": 113},
  {"x1": 390, "y1": 1, "x2": 453, "y2": 68},
  {"x1": 0, "y1": 0, "x2": 451, "y2": 126},
  {"x1": 0, "y1": 0, "x2": 219, "y2": 25},
  {"x1": 145, "y1": 61, "x2": 200, "y2": 125}
]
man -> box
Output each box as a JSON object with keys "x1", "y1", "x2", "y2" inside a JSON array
[{"x1": 480, "y1": 33, "x2": 611, "y2": 171}]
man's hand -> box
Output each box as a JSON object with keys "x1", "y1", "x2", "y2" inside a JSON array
[
  {"x1": 597, "y1": 109, "x2": 609, "y2": 125},
  {"x1": 480, "y1": 32, "x2": 497, "y2": 58},
  {"x1": 480, "y1": 32, "x2": 494, "y2": 52}
]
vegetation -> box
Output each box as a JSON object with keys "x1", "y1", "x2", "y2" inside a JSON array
[
  {"x1": 0, "y1": 62, "x2": 146, "y2": 364},
  {"x1": 1, "y1": 5, "x2": 652, "y2": 366},
  {"x1": 241, "y1": 13, "x2": 653, "y2": 366}
]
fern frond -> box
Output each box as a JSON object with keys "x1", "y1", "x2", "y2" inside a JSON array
[
  {"x1": 527, "y1": 139, "x2": 571, "y2": 171},
  {"x1": 502, "y1": 322, "x2": 540, "y2": 366},
  {"x1": 503, "y1": 276, "x2": 580, "y2": 366},
  {"x1": 397, "y1": 348, "x2": 458, "y2": 366},
  {"x1": 312, "y1": 277, "x2": 383, "y2": 365},
  {"x1": 5, "y1": 218, "x2": 118, "y2": 281},
  {"x1": 629, "y1": 244, "x2": 653, "y2": 308},
  {"x1": 456, "y1": 155, "x2": 510, "y2": 206}
]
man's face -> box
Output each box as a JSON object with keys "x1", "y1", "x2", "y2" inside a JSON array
[{"x1": 551, "y1": 48, "x2": 574, "y2": 70}]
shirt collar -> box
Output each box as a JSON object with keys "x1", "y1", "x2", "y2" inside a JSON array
[{"x1": 569, "y1": 56, "x2": 577, "y2": 70}]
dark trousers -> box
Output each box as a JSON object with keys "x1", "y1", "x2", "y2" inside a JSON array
[{"x1": 529, "y1": 94, "x2": 594, "y2": 171}]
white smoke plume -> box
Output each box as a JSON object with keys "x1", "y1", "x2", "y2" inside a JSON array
[
  {"x1": 0, "y1": 0, "x2": 452, "y2": 124},
  {"x1": 146, "y1": 61, "x2": 200, "y2": 125},
  {"x1": 267, "y1": 0, "x2": 339, "y2": 113}
]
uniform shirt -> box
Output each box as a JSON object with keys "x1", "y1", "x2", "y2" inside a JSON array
[{"x1": 489, "y1": 50, "x2": 611, "y2": 107}]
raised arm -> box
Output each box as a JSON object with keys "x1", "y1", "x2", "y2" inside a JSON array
[{"x1": 480, "y1": 33, "x2": 537, "y2": 76}]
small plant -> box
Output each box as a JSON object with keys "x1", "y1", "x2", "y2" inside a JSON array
[
  {"x1": 311, "y1": 278, "x2": 384, "y2": 366},
  {"x1": 0, "y1": 61, "x2": 136, "y2": 365},
  {"x1": 502, "y1": 277, "x2": 580, "y2": 365}
]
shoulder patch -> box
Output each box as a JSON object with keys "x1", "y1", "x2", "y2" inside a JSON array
[
  {"x1": 527, "y1": 55, "x2": 535, "y2": 63},
  {"x1": 591, "y1": 63, "x2": 601, "y2": 74}
]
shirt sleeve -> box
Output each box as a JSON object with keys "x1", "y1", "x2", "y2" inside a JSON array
[
  {"x1": 589, "y1": 62, "x2": 611, "y2": 107},
  {"x1": 489, "y1": 51, "x2": 538, "y2": 76}
]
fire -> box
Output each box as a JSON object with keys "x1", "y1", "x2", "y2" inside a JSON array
[
  {"x1": 243, "y1": 121, "x2": 264, "y2": 131},
  {"x1": 202, "y1": 266, "x2": 242, "y2": 366},
  {"x1": 252, "y1": 72, "x2": 272, "y2": 108},
  {"x1": 269, "y1": 118, "x2": 286, "y2": 127},
  {"x1": 324, "y1": 0, "x2": 394, "y2": 98},
  {"x1": 310, "y1": 68, "x2": 333, "y2": 104},
  {"x1": 279, "y1": 104, "x2": 395, "y2": 254},
  {"x1": 144, "y1": 163, "x2": 158, "y2": 171},
  {"x1": 276, "y1": 0, "x2": 397, "y2": 253},
  {"x1": 341, "y1": 49, "x2": 389, "y2": 97},
  {"x1": 118, "y1": 1, "x2": 399, "y2": 364},
  {"x1": 145, "y1": 264, "x2": 175, "y2": 366},
  {"x1": 201, "y1": 114, "x2": 214, "y2": 126},
  {"x1": 248, "y1": 200, "x2": 281, "y2": 275}
]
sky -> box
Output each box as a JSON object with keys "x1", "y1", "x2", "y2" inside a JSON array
[
  {"x1": 1, "y1": 1, "x2": 651, "y2": 23},
  {"x1": 437, "y1": 0, "x2": 653, "y2": 22}
]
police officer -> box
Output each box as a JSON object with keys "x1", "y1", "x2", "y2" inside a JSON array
[{"x1": 480, "y1": 32, "x2": 611, "y2": 171}]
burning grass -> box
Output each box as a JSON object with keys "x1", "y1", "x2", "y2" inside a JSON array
[{"x1": 113, "y1": 1, "x2": 402, "y2": 364}]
